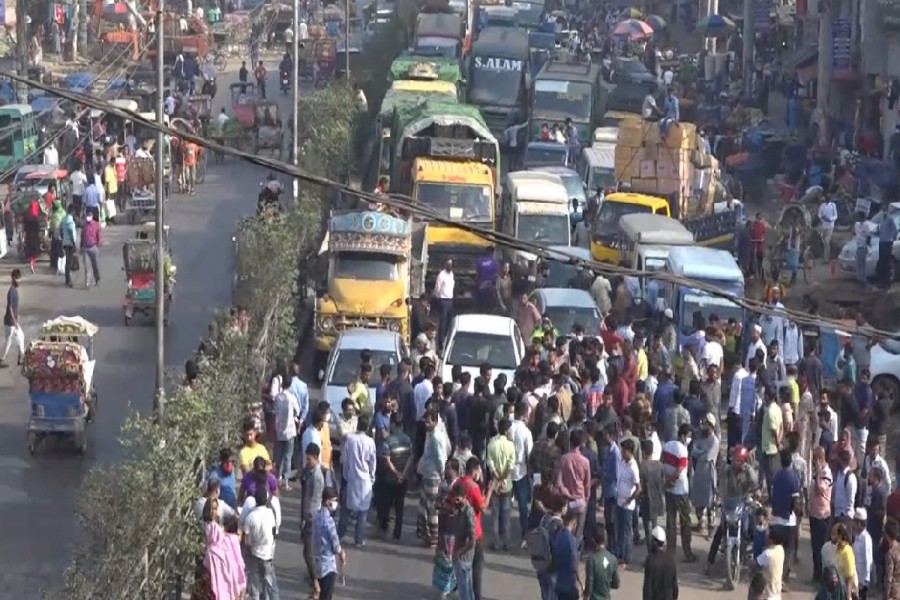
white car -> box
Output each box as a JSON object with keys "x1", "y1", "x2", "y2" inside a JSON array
[
  {"x1": 440, "y1": 314, "x2": 525, "y2": 391},
  {"x1": 838, "y1": 203, "x2": 900, "y2": 280},
  {"x1": 320, "y1": 329, "x2": 406, "y2": 449},
  {"x1": 870, "y1": 337, "x2": 900, "y2": 404}
]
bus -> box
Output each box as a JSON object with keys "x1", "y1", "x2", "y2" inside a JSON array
[{"x1": 0, "y1": 105, "x2": 40, "y2": 177}]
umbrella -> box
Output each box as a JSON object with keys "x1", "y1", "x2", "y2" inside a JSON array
[
  {"x1": 613, "y1": 18, "x2": 655, "y2": 40},
  {"x1": 644, "y1": 14, "x2": 667, "y2": 31},
  {"x1": 695, "y1": 14, "x2": 736, "y2": 35}
]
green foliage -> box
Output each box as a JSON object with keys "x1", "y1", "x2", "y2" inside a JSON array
[{"x1": 51, "y1": 87, "x2": 354, "y2": 599}]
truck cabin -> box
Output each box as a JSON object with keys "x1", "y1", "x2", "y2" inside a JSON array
[
  {"x1": 477, "y1": 5, "x2": 519, "y2": 31},
  {"x1": 502, "y1": 172, "x2": 571, "y2": 246},
  {"x1": 512, "y1": 0, "x2": 546, "y2": 30},
  {"x1": 590, "y1": 192, "x2": 669, "y2": 263},
  {"x1": 415, "y1": 12, "x2": 463, "y2": 57},
  {"x1": 527, "y1": 31, "x2": 555, "y2": 77},
  {"x1": 576, "y1": 146, "x2": 615, "y2": 196},
  {"x1": 530, "y1": 61, "x2": 603, "y2": 144},
  {"x1": 523, "y1": 141, "x2": 569, "y2": 169},
  {"x1": 616, "y1": 213, "x2": 695, "y2": 270},
  {"x1": 411, "y1": 158, "x2": 495, "y2": 226},
  {"x1": 602, "y1": 81, "x2": 658, "y2": 124},
  {"x1": 663, "y1": 246, "x2": 745, "y2": 336},
  {"x1": 466, "y1": 27, "x2": 530, "y2": 133}
]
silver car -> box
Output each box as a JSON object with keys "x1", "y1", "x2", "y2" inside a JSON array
[
  {"x1": 838, "y1": 204, "x2": 900, "y2": 279},
  {"x1": 320, "y1": 329, "x2": 406, "y2": 450}
]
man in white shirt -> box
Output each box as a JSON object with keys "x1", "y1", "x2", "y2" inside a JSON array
[
  {"x1": 413, "y1": 363, "x2": 435, "y2": 420},
  {"x1": 216, "y1": 107, "x2": 229, "y2": 126},
  {"x1": 833, "y1": 449, "x2": 858, "y2": 520},
  {"x1": 433, "y1": 259, "x2": 454, "y2": 349},
  {"x1": 615, "y1": 438, "x2": 641, "y2": 566},
  {"x1": 242, "y1": 487, "x2": 281, "y2": 599},
  {"x1": 298, "y1": 20, "x2": 308, "y2": 40},
  {"x1": 853, "y1": 216, "x2": 871, "y2": 284},
  {"x1": 43, "y1": 141, "x2": 58, "y2": 167},
  {"x1": 852, "y1": 508, "x2": 873, "y2": 599},
  {"x1": 641, "y1": 92, "x2": 660, "y2": 120},
  {"x1": 745, "y1": 324, "x2": 767, "y2": 369},
  {"x1": 700, "y1": 331, "x2": 723, "y2": 370},
  {"x1": 661, "y1": 424, "x2": 694, "y2": 560},
  {"x1": 754, "y1": 530, "x2": 785, "y2": 600},
  {"x1": 508, "y1": 401, "x2": 533, "y2": 543},
  {"x1": 662, "y1": 69, "x2": 674, "y2": 87},
  {"x1": 273, "y1": 377, "x2": 300, "y2": 487},
  {"x1": 782, "y1": 320, "x2": 803, "y2": 367},
  {"x1": 818, "y1": 198, "x2": 838, "y2": 259},
  {"x1": 70, "y1": 165, "x2": 87, "y2": 208},
  {"x1": 164, "y1": 92, "x2": 176, "y2": 117}
]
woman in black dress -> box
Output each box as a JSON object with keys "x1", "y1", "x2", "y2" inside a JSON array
[{"x1": 23, "y1": 198, "x2": 42, "y2": 274}]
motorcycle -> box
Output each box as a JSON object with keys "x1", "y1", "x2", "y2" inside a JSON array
[
  {"x1": 201, "y1": 75, "x2": 217, "y2": 99},
  {"x1": 257, "y1": 182, "x2": 283, "y2": 215},
  {"x1": 722, "y1": 496, "x2": 762, "y2": 590},
  {"x1": 280, "y1": 70, "x2": 290, "y2": 94}
]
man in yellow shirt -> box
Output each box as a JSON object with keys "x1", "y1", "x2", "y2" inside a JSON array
[
  {"x1": 486, "y1": 418, "x2": 516, "y2": 550},
  {"x1": 348, "y1": 364, "x2": 373, "y2": 421},
  {"x1": 833, "y1": 522, "x2": 857, "y2": 599},
  {"x1": 238, "y1": 421, "x2": 270, "y2": 480},
  {"x1": 103, "y1": 162, "x2": 118, "y2": 210},
  {"x1": 634, "y1": 336, "x2": 649, "y2": 384}
]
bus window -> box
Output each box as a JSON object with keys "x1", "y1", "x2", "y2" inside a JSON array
[{"x1": 0, "y1": 133, "x2": 12, "y2": 155}]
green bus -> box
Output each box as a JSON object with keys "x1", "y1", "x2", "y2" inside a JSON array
[{"x1": 0, "y1": 104, "x2": 39, "y2": 177}]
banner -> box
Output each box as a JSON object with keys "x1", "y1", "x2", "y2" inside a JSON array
[
  {"x1": 832, "y1": 17, "x2": 851, "y2": 71},
  {"x1": 754, "y1": 0, "x2": 771, "y2": 32}
]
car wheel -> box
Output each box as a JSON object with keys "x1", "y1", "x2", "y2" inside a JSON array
[{"x1": 872, "y1": 374, "x2": 900, "y2": 411}]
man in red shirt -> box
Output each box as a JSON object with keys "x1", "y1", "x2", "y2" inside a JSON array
[
  {"x1": 886, "y1": 486, "x2": 900, "y2": 521},
  {"x1": 254, "y1": 60, "x2": 267, "y2": 98},
  {"x1": 749, "y1": 212, "x2": 768, "y2": 277},
  {"x1": 456, "y1": 456, "x2": 495, "y2": 600}
]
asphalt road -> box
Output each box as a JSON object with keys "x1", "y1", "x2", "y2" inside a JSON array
[{"x1": 0, "y1": 58, "x2": 295, "y2": 596}]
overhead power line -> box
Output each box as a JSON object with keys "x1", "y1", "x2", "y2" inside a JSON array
[{"x1": 9, "y1": 71, "x2": 896, "y2": 341}]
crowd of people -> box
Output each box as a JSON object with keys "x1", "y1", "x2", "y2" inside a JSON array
[{"x1": 184, "y1": 258, "x2": 900, "y2": 600}]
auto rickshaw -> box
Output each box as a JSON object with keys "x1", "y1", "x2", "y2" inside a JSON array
[
  {"x1": 314, "y1": 39, "x2": 337, "y2": 85},
  {"x1": 255, "y1": 100, "x2": 282, "y2": 157},
  {"x1": 26, "y1": 315, "x2": 100, "y2": 455}
]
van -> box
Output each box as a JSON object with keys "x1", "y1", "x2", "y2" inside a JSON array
[{"x1": 577, "y1": 146, "x2": 615, "y2": 194}]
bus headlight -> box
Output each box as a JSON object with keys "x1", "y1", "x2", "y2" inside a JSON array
[
  {"x1": 387, "y1": 319, "x2": 401, "y2": 333},
  {"x1": 319, "y1": 317, "x2": 334, "y2": 331}
]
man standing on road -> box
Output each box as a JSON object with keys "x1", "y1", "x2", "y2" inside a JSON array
[
  {"x1": 60, "y1": 205, "x2": 77, "y2": 288},
  {"x1": 818, "y1": 196, "x2": 838, "y2": 260},
  {"x1": 242, "y1": 487, "x2": 280, "y2": 600},
  {"x1": 662, "y1": 423, "x2": 695, "y2": 562},
  {"x1": 433, "y1": 259, "x2": 454, "y2": 350},
  {"x1": 255, "y1": 60, "x2": 268, "y2": 99},
  {"x1": 273, "y1": 376, "x2": 300, "y2": 488},
  {"x1": 339, "y1": 415, "x2": 376, "y2": 546},
  {"x1": 300, "y1": 442, "x2": 325, "y2": 600},
  {"x1": 83, "y1": 172, "x2": 102, "y2": 222},
  {"x1": 0, "y1": 269, "x2": 24, "y2": 368},
  {"x1": 80, "y1": 212, "x2": 101, "y2": 288}
]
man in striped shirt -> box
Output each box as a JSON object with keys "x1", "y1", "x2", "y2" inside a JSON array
[{"x1": 662, "y1": 423, "x2": 695, "y2": 561}]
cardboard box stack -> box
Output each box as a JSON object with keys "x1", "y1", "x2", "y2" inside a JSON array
[{"x1": 614, "y1": 117, "x2": 711, "y2": 217}]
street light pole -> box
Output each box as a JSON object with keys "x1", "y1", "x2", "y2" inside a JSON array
[
  {"x1": 292, "y1": 0, "x2": 300, "y2": 204},
  {"x1": 344, "y1": 0, "x2": 350, "y2": 81},
  {"x1": 154, "y1": 3, "x2": 166, "y2": 419}
]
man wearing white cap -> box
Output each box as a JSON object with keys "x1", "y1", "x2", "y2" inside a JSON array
[
  {"x1": 642, "y1": 525, "x2": 679, "y2": 600},
  {"x1": 852, "y1": 507, "x2": 873, "y2": 600},
  {"x1": 745, "y1": 324, "x2": 767, "y2": 369}
]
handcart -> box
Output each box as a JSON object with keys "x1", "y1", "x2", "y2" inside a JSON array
[{"x1": 122, "y1": 238, "x2": 176, "y2": 326}]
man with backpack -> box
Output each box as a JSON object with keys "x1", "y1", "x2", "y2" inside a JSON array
[{"x1": 528, "y1": 495, "x2": 565, "y2": 600}]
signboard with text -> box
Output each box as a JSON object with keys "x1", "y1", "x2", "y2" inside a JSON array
[{"x1": 832, "y1": 17, "x2": 851, "y2": 71}]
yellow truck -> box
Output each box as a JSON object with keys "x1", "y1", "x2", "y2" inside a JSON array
[
  {"x1": 390, "y1": 100, "x2": 500, "y2": 296},
  {"x1": 314, "y1": 211, "x2": 427, "y2": 355},
  {"x1": 589, "y1": 116, "x2": 741, "y2": 263}
]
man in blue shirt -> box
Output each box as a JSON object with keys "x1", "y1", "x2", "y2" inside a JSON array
[
  {"x1": 768, "y1": 449, "x2": 801, "y2": 582},
  {"x1": 652, "y1": 369, "x2": 677, "y2": 431},
  {"x1": 552, "y1": 512, "x2": 582, "y2": 600},
  {"x1": 83, "y1": 175, "x2": 102, "y2": 221}
]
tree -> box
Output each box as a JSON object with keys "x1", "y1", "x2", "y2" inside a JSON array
[{"x1": 53, "y1": 90, "x2": 359, "y2": 600}]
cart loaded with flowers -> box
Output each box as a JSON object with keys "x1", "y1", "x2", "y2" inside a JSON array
[{"x1": 24, "y1": 316, "x2": 99, "y2": 455}]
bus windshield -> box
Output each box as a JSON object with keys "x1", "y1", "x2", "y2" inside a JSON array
[
  {"x1": 532, "y1": 80, "x2": 592, "y2": 120},
  {"x1": 332, "y1": 252, "x2": 401, "y2": 281},
  {"x1": 593, "y1": 202, "x2": 651, "y2": 239},
  {"x1": 415, "y1": 183, "x2": 493, "y2": 222}
]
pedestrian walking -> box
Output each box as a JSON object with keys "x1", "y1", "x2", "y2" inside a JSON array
[
  {"x1": 241, "y1": 487, "x2": 280, "y2": 600},
  {"x1": 80, "y1": 212, "x2": 101, "y2": 287},
  {"x1": 0, "y1": 269, "x2": 24, "y2": 368},
  {"x1": 272, "y1": 376, "x2": 300, "y2": 488},
  {"x1": 312, "y1": 487, "x2": 346, "y2": 600},
  {"x1": 339, "y1": 415, "x2": 376, "y2": 545}
]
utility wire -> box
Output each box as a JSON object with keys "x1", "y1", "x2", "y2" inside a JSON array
[{"x1": 10, "y1": 71, "x2": 895, "y2": 341}]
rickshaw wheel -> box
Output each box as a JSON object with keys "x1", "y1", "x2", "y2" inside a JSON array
[
  {"x1": 801, "y1": 246, "x2": 814, "y2": 284},
  {"x1": 27, "y1": 432, "x2": 37, "y2": 455},
  {"x1": 74, "y1": 431, "x2": 87, "y2": 455},
  {"x1": 124, "y1": 315, "x2": 132, "y2": 326}
]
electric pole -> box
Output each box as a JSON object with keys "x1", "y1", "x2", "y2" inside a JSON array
[
  {"x1": 344, "y1": 0, "x2": 350, "y2": 81},
  {"x1": 741, "y1": 0, "x2": 754, "y2": 97},
  {"x1": 16, "y1": 0, "x2": 28, "y2": 103},
  {"x1": 78, "y1": 0, "x2": 87, "y2": 60},
  {"x1": 154, "y1": 3, "x2": 166, "y2": 420},
  {"x1": 816, "y1": 0, "x2": 834, "y2": 122},
  {"x1": 292, "y1": 0, "x2": 300, "y2": 204}
]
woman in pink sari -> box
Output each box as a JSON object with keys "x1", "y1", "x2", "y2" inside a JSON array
[{"x1": 193, "y1": 497, "x2": 246, "y2": 600}]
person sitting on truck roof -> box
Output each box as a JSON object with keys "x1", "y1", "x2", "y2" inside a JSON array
[
  {"x1": 660, "y1": 87, "x2": 680, "y2": 137},
  {"x1": 642, "y1": 91, "x2": 661, "y2": 121}
]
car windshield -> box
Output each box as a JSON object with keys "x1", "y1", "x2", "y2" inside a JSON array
[
  {"x1": 532, "y1": 80, "x2": 592, "y2": 120},
  {"x1": 332, "y1": 252, "x2": 400, "y2": 280},
  {"x1": 447, "y1": 331, "x2": 518, "y2": 369},
  {"x1": 556, "y1": 173, "x2": 585, "y2": 205},
  {"x1": 590, "y1": 166, "x2": 615, "y2": 190},
  {"x1": 545, "y1": 305, "x2": 599, "y2": 336},
  {"x1": 524, "y1": 146, "x2": 568, "y2": 168},
  {"x1": 517, "y1": 213, "x2": 570, "y2": 244},
  {"x1": 416, "y1": 183, "x2": 493, "y2": 222},
  {"x1": 593, "y1": 202, "x2": 652, "y2": 238},
  {"x1": 328, "y1": 349, "x2": 398, "y2": 387},
  {"x1": 680, "y1": 293, "x2": 744, "y2": 335}
]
